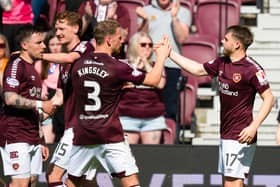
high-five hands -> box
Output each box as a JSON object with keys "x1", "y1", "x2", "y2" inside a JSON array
[
  {"x1": 170, "y1": 0, "x2": 180, "y2": 18},
  {"x1": 154, "y1": 35, "x2": 171, "y2": 61}
]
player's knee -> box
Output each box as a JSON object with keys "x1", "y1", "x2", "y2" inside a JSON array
[
  {"x1": 46, "y1": 165, "x2": 65, "y2": 182},
  {"x1": 10, "y1": 178, "x2": 30, "y2": 187},
  {"x1": 29, "y1": 176, "x2": 38, "y2": 187},
  {"x1": 47, "y1": 173, "x2": 62, "y2": 183}
]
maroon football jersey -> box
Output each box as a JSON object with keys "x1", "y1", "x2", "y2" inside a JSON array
[
  {"x1": 203, "y1": 56, "x2": 270, "y2": 141},
  {"x1": 1, "y1": 57, "x2": 42, "y2": 145},
  {"x1": 58, "y1": 41, "x2": 94, "y2": 129},
  {"x1": 71, "y1": 52, "x2": 145, "y2": 145}
]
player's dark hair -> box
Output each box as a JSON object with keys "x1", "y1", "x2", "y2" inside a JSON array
[
  {"x1": 93, "y1": 19, "x2": 120, "y2": 45},
  {"x1": 55, "y1": 11, "x2": 83, "y2": 37},
  {"x1": 15, "y1": 24, "x2": 43, "y2": 50},
  {"x1": 226, "y1": 25, "x2": 253, "y2": 50}
]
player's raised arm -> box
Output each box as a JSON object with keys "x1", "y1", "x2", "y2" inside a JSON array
[
  {"x1": 142, "y1": 36, "x2": 170, "y2": 87},
  {"x1": 40, "y1": 51, "x2": 81, "y2": 64},
  {"x1": 169, "y1": 50, "x2": 208, "y2": 76}
]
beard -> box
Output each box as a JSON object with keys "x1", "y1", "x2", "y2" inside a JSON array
[
  {"x1": 112, "y1": 44, "x2": 122, "y2": 55},
  {"x1": 223, "y1": 48, "x2": 231, "y2": 57}
]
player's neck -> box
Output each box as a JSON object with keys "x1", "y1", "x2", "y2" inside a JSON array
[
  {"x1": 19, "y1": 51, "x2": 34, "y2": 64},
  {"x1": 67, "y1": 37, "x2": 80, "y2": 51},
  {"x1": 230, "y1": 50, "x2": 246, "y2": 63},
  {"x1": 94, "y1": 45, "x2": 112, "y2": 55}
]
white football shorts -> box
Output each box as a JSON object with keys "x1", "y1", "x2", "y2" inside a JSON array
[
  {"x1": 1, "y1": 143, "x2": 42, "y2": 178},
  {"x1": 50, "y1": 128, "x2": 73, "y2": 169},
  {"x1": 67, "y1": 137, "x2": 139, "y2": 180},
  {"x1": 218, "y1": 139, "x2": 256, "y2": 179}
]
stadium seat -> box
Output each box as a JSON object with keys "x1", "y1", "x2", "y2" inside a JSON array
[
  {"x1": 179, "y1": 74, "x2": 198, "y2": 129},
  {"x1": 181, "y1": 34, "x2": 218, "y2": 86},
  {"x1": 180, "y1": 0, "x2": 194, "y2": 12},
  {"x1": 116, "y1": 0, "x2": 145, "y2": 41},
  {"x1": 195, "y1": 0, "x2": 240, "y2": 44},
  {"x1": 241, "y1": 0, "x2": 256, "y2": 5},
  {"x1": 162, "y1": 118, "x2": 177, "y2": 144},
  {"x1": 180, "y1": 0, "x2": 195, "y2": 25}
]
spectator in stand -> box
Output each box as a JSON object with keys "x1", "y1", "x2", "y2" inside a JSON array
[
  {"x1": 0, "y1": 0, "x2": 12, "y2": 11},
  {"x1": 78, "y1": 0, "x2": 130, "y2": 37},
  {"x1": 0, "y1": 33, "x2": 10, "y2": 149},
  {"x1": 136, "y1": 0, "x2": 191, "y2": 121},
  {"x1": 32, "y1": 0, "x2": 51, "y2": 32},
  {"x1": 0, "y1": 0, "x2": 12, "y2": 33},
  {"x1": 2, "y1": 0, "x2": 34, "y2": 52},
  {"x1": 31, "y1": 0, "x2": 47, "y2": 24},
  {"x1": 34, "y1": 30, "x2": 62, "y2": 144},
  {"x1": 0, "y1": 33, "x2": 10, "y2": 89},
  {"x1": 46, "y1": 0, "x2": 65, "y2": 27},
  {"x1": 78, "y1": 0, "x2": 131, "y2": 58},
  {"x1": 119, "y1": 31, "x2": 167, "y2": 144}
]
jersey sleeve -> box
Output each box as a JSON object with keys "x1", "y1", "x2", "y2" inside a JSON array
[
  {"x1": 116, "y1": 61, "x2": 146, "y2": 85},
  {"x1": 249, "y1": 66, "x2": 270, "y2": 94},
  {"x1": 73, "y1": 41, "x2": 93, "y2": 56},
  {"x1": 3, "y1": 58, "x2": 23, "y2": 94},
  {"x1": 203, "y1": 58, "x2": 221, "y2": 77}
]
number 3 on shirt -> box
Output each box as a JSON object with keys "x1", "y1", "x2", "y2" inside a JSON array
[{"x1": 84, "y1": 80, "x2": 101, "y2": 111}]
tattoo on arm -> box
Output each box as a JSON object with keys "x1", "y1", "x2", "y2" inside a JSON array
[{"x1": 4, "y1": 92, "x2": 36, "y2": 109}]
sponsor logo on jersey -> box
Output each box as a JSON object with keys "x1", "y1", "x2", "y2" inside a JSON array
[
  {"x1": 29, "y1": 87, "x2": 42, "y2": 98},
  {"x1": 6, "y1": 77, "x2": 19, "y2": 87},
  {"x1": 256, "y1": 69, "x2": 268, "y2": 85},
  {"x1": 84, "y1": 60, "x2": 104, "y2": 66},
  {"x1": 233, "y1": 73, "x2": 241, "y2": 83},
  {"x1": 131, "y1": 68, "x2": 142, "y2": 77},
  {"x1": 75, "y1": 41, "x2": 87, "y2": 53}
]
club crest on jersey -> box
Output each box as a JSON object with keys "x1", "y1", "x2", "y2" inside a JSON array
[
  {"x1": 12, "y1": 163, "x2": 19, "y2": 170},
  {"x1": 233, "y1": 73, "x2": 241, "y2": 83},
  {"x1": 256, "y1": 69, "x2": 268, "y2": 85},
  {"x1": 208, "y1": 60, "x2": 214, "y2": 64},
  {"x1": 132, "y1": 68, "x2": 142, "y2": 77}
]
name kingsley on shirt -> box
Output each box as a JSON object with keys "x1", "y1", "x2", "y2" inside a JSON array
[{"x1": 77, "y1": 66, "x2": 109, "y2": 78}]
